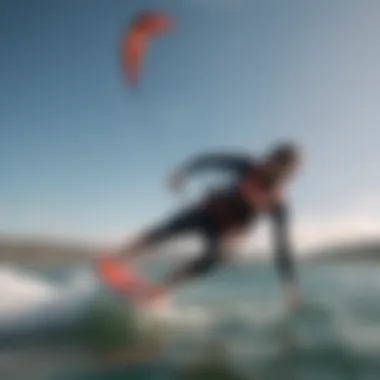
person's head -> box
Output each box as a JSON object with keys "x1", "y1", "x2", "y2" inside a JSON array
[{"x1": 265, "y1": 141, "x2": 301, "y2": 181}]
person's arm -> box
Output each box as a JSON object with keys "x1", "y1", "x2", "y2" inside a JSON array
[
  {"x1": 270, "y1": 201, "x2": 296, "y2": 282},
  {"x1": 270, "y1": 201, "x2": 301, "y2": 308},
  {"x1": 170, "y1": 152, "x2": 253, "y2": 193},
  {"x1": 177, "y1": 152, "x2": 252, "y2": 177}
]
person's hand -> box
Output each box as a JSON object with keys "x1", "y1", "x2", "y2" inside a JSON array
[
  {"x1": 169, "y1": 170, "x2": 186, "y2": 195},
  {"x1": 284, "y1": 281, "x2": 302, "y2": 311}
]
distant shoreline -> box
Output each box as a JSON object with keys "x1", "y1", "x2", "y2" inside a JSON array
[{"x1": 0, "y1": 235, "x2": 100, "y2": 264}]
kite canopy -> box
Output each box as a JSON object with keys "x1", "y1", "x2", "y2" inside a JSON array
[{"x1": 122, "y1": 10, "x2": 175, "y2": 86}]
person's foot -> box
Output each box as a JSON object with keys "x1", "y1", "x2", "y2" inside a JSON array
[{"x1": 96, "y1": 254, "x2": 128, "y2": 289}]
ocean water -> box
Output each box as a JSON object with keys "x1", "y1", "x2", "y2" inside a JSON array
[{"x1": 1, "y1": 258, "x2": 380, "y2": 380}]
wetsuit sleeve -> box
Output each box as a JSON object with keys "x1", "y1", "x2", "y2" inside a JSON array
[
  {"x1": 179, "y1": 153, "x2": 252, "y2": 177},
  {"x1": 269, "y1": 202, "x2": 297, "y2": 284}
]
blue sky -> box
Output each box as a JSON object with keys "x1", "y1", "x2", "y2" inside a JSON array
[{"x1": 1, "y1": 0, "x2": 379, "y2": 248}]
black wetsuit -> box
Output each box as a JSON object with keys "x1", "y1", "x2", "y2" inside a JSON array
[{"x1": 144, "y1": 153, "x2": 296, "y2": 284}]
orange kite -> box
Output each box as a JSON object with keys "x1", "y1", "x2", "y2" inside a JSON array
[{"x1": 122, "y1": 10, "x2": 175, "y2": 86}]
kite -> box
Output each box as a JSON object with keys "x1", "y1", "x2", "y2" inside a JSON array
[{"x1": 122, "y1": 10, "x2": 175, "y2": 86}]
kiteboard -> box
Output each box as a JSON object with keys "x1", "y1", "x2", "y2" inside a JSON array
[{"x1": 96, "y1": 255, "x2": 168, "y2": 307}]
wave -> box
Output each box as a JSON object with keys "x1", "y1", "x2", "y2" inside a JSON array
[
  {"x1": 4, "y1": 260, "x2": 376, "y2": 356},
  {"x1": 0, "y1": 264, "x2": 289, "y2": 337}
]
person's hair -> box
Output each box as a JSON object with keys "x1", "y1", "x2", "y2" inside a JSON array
[{"x1": 267, "y1": 141, "x2": 300, "y2": 165}]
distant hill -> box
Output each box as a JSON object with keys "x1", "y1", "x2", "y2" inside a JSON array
[{"x1": 0, "y1": 235, "x2": 101, "y2": 264}]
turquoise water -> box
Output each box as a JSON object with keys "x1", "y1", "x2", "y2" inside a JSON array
[{"x1": 1, "y1": 260, "x2": 380, "y2": 380}]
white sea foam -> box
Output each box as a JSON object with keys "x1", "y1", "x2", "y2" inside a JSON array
[
  {"x1": 0, "y1": 264, "x2": 96, "y2": 333},
  {"x1": 150, "y1": 303, "x2": 213, "y2": 329}
]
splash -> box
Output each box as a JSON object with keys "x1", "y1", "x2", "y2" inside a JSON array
[{"x1": 0, "y1": 264, "x2": 96, "y2": 334}]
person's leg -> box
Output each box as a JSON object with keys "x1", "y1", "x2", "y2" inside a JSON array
[
  {"x1": 117, "y1": 207, "x2": 202, "y2": 261},
  {"x1": 161, "y1": 234, "x2": 225, "y2": 291},
  {"x1": 159, "y1": 214, "x2": 251, "y2": 291}
]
